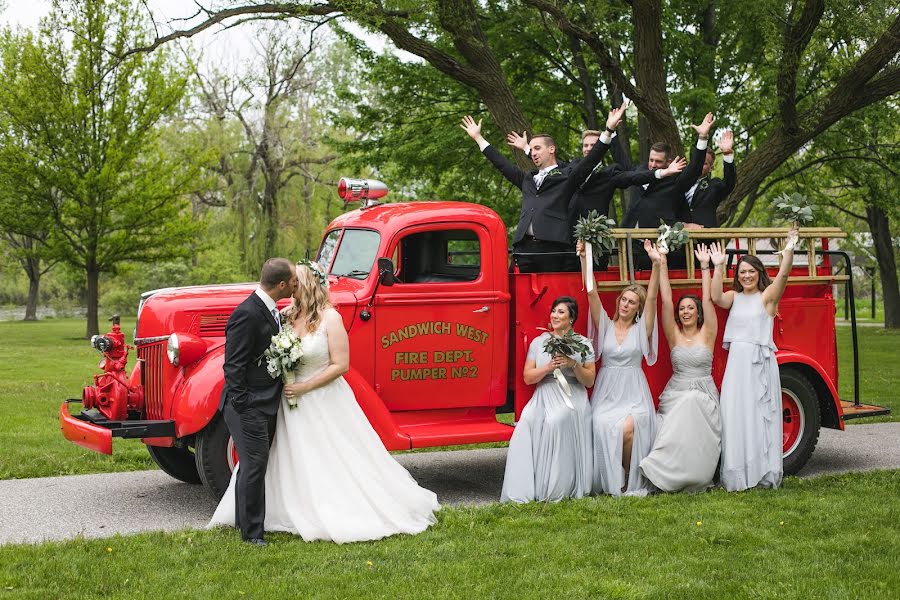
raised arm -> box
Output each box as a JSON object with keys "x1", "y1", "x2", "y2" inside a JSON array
[
  {"x1": 718, "y1": 129, "x2": 736, "y2": 197},
  {"x1": 709, "y1": 241, "x2": 734, "y2": 309},
  {"x1": 644, "y1": 250, "x2": 660, "y2": 340},
  {"x1": 461, "y1": 115, "x2": 525, "y2": 189},
  {"x1": 577, "y1": 239, "x2": 603, "y2": 329},
  {"x1": 763, "y1": 225, "x2": 798, "y2": 315},
  {"x1": 673, "y1": 112, "x2": 715, "y2": 193},
  {"x1": 646, "y1": 240, "x2": 675, "y2": 346},
  {"x1": 609, "y1": 156, "x2": 687, "y2": 189},
  {"x1": 695, "y1": 243, "x2": 718, "y2": 345}
]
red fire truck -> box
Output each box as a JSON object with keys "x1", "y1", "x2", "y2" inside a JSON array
[{"x1": 60, "y1": 179, "x2": 888, "y2": 498}]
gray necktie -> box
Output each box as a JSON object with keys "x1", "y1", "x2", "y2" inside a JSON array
[{"x1": 271, "y1": 308, "x2": 282, "y2": 331}]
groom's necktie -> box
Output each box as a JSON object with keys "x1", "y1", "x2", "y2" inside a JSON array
[{"x1": 271, "y1": 308, "x2": 282, "y2": 332}]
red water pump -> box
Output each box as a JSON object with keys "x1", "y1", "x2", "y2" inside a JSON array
[{"x1": 82, "y1": 315, "x2": 143, "y2": 421}]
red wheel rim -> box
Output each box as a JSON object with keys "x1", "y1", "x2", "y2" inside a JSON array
[
  {"x1": 226, "y1": 437, "x2": 239, "y2": 472},
  {"x1": 782, "y1": 390, "x2": 805, "y2": 456}
]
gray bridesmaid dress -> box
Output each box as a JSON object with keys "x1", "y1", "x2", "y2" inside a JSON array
[
  {"x1": 589, "y1": 308, "x2": 659, "y2": 496},
  {"x1": 639, "y1": 346, "x2": 721, "y2": 492},
  {"x1": 719, "y1": 291, "x2": 783, "y2": 491},
  {"x1": 500, "y1": 333, "x2": 595, "y2": 503}
]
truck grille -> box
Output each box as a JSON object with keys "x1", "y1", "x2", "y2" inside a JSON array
[{"x1": 138, "y1": 343, "x2": 165, "y2": 420}]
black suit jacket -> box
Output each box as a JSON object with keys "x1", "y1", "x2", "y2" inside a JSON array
[
  {"x1": 568, "y1": 163, "x2": 657, "y2": 226},
  {"x1": 688, "y1": 159, "x2": 736, "y2": 227},
  {"x1": 219, "y1": 292, "x2": 283, "y2": 416},
  {"x1": 482, "y1": 137, "x2": 610, "y2": 245},
  {"x1": 620, "y1": 143, "x2": 707, "y2": 228}
]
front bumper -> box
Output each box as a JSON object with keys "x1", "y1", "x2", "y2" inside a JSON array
[{"x1": 59, "y1": 400, "x2": 176, "y2": 455}]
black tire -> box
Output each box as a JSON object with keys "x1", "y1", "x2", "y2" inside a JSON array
[
  {"x1": 781, "y1": 368, "x2": 821, "y2": 476},
  {"x1": 147, "y1": 445, "x2": 202, "y2": 484},
  {"x1": 195, "y1": 413, "x2": 235, "y2": 500}
]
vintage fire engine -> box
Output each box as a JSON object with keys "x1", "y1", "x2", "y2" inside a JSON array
[{"x1": 60, "y1": 178, "x2": 889, "y2": 499}]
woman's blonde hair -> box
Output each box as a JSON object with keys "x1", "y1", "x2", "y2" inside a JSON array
[
  {"x1": 612, "y1": 283, "x2": 647, "y2": 323},
  {"x1": 285, "y1": 261, "x2": 331, "y2": 332}
]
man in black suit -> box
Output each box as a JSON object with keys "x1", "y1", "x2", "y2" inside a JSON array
[
  {"x1": 220, "y1": 258, "x2": 298, "y2": 545},
  {"x1": 685, "y1": 129, "x2": 736, "y2": 228},
  {"x1": 460, "y1": 103, "x2": 627, "y2": 273},
  {"x1": 506, "y1": 128, "x2": 688, "y2": 271},
  {"x1": 621, "y1": 112, "x2": 715, "y2": 269}
]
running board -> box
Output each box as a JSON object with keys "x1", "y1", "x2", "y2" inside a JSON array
[
  {"x1": 840, "y1": 400, "x2": 891, "y2": 421},
  {"x1": 396, "y1": 411, "x2": 514, "y2": 448}
]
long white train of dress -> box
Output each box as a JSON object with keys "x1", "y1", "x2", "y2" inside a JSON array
[{"x1": 209, "y1": 312, "x2": 440, "y2": 543}]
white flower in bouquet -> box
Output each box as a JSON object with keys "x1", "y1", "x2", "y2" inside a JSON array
[{"x1": 261, "y1": 328, "x2": 305, "y2": 408}]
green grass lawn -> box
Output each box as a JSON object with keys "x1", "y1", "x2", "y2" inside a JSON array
[
  {"x1": 0, "y1": 469, "x2": 897, "y2": 599},
  {"x1": 0, "y1": 318, "x2": 896, "y2": 481}
]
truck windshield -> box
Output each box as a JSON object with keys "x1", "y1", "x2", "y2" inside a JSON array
[{"x1": 326, "y1": 229, "x2": 381, "y2": 279}]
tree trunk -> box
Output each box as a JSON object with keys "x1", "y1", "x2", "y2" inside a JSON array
[
  {"x1": 86, "y1": 266, "x2": 100, "y2": 338},
  {"x1": 865, "y1": 203, "x2": 900, "y2": 328},
  {"x1": 631, "y1": 0, "x2": 684, "y2": 156},
  {"x1": 24, "y1": 260, "x2": 40, "y2": 321},
  {"x1": 303, "y1": 175, "x2": 313, "y2": 254}
]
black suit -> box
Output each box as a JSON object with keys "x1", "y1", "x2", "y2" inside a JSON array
[
  {"x1": 621, "y1": 143, "x2": 707, "y2": 269},
  {"x1": 220, "y1": 291, "x2": 282, "y2": 541},
  {"x1": 568, "y1": 164, "x2": 658, "y2": 270},
  {"x1": 481, "y1": 137, "x2": 610, "y2": 272},
  {"x1": 687, "y1": 159, "x2": 736, "y2": 227}
]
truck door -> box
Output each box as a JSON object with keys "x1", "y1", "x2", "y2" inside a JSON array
[{"x1": 374, "y1": 224, "x2": 504, "y2": 411}]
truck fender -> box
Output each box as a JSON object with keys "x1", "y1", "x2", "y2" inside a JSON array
[
  {"x1": 776, "y1": 352, "x2": 843, "y2": 431},
  {"x1": 343, "y1": 367, "x2": 411, "y2": 451},
  {"x1": 170, "y1": 345, "x2": 225, "y2": 439}
]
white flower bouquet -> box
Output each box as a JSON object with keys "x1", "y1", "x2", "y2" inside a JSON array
[
  {"x1": 263, "y1": 328, "x2": 304, "y2": 408},
  {"x1": 773, "y1": 192, "x2": 813, "y2": 253}
]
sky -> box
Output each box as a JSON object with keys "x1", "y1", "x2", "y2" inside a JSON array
[{"x1": 0, "y1": 0, "x2": 385, "y2": 70}]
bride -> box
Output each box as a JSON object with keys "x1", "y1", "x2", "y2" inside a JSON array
[{"x1": 209, "y1": 260, "x2": 440, "y2": 543}]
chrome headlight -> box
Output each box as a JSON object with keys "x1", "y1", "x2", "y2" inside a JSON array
[{"x1": 166, "y1": 333, "x2": 181, "y2": 366}]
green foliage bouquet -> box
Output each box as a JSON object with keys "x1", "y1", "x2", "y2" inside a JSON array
[
  {"x1": 573, "y1": 210, "x2": 616, "y2": 291},
  {"x1": 774, "y1": 192, "x2": 814, "y2": 226},
  {"x1": 656, "y1": 220, "x2": 689, "y2": 255},
  {"x1": 773, "y1": 192, "x2": 812, "y2": 253},
  {"x1": 541, "y1": 329, "x2": 591, "y2": 408}
]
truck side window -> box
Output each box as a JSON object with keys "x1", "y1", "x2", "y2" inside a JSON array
[
  {"x1": 316, "y1": 229, "x2": 342, "y2": 271},
  {"x1": 397, "y1": 229, "x2": 481, "y2": 283}
]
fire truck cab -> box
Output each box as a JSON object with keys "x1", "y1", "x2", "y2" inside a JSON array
[{"x1": 60, "y1": 181, "x2": 888, "y2": 499}]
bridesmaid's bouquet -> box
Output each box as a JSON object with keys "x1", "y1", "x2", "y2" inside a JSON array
[
  {"x1": 773, "y1": 192, "x2": 813, "y2": 253},
  {"x1": 573, "y1": 210, "x2": 616, "y2": 291},
  {"x1": 656, "y1": 220, "x2": 689, "y2": 255},
  {"x1": 542, "y1": 329, "x2": 591, "y2": 409},
  {"x1": 263, "y1": 328, "x2": 304, "y2": 408}
]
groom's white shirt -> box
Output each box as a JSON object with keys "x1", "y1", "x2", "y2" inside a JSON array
[{"x1": 254, "y1": 287, "x2": 277, "y2": 313}]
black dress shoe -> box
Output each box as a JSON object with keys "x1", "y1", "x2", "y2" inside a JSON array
[{"x1": 244, "y1": 538, "x2": 268, "y2": 547}]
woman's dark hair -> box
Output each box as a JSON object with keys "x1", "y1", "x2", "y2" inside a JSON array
[
  {"x1": 551, "y1": 296, "x2": 578, "y2": 324},
  {"x1": 676, "y1": 294, "x2": 704, "y2": 329},
  {"x1": 732, "y1": 255, "x2": 772, "y2": 292}
]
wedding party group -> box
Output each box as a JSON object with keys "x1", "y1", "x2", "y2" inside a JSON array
[{"x1": 501, "y1": 231, "x2": 798, "y2": 502}]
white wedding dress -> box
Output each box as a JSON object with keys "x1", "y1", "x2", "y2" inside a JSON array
[{"x1": 209, "y1": 310, "x2": 440, "y2": 543}]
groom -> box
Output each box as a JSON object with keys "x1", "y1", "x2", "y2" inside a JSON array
[{"x1": 220, "y1": 258, "x2": 298, "y2": 545}]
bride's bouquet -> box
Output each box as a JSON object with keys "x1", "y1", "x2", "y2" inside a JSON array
[
  {"x1": 656, "y1": 220, "x2": 689, "y2": 255},
  {"x1": 263, "y1": 328, "x2": 304, "y2": 408},
  {"x1": 541, "y1": 329, "x2": 591, "y2": 410},
  {"x1": 573, "y1": 210, "x2": 616, "y2": 292}
]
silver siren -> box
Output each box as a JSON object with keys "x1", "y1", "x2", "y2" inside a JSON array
[{"x1": 337, "y1": 177, "x2": 389, "y2": 207}]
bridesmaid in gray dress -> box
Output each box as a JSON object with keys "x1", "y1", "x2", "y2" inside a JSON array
[
  {"x1": 639, "y1": 243, "x2": 721, "y2": 492},
  {"x1": 500, "y1": 296, "x2": 597, "y2": 503},
  {"x1": 578, "y1": 241, "x2": 660, "y2": 496},
  {"x1": 710, "y1": 227, "x2": 797, "y2": 491}
]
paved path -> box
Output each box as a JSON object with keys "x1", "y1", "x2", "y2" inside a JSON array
[{"x1": 2, "y1": 422, "x2": 898, "y2": 546}]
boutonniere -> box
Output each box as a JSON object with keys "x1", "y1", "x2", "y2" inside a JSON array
[
  {"x1": 698, "y1": 176, "x2": 710, "y2": 191},
  {"x1": 546, "y1": 168, "x2": 562, "y2": 177}
]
